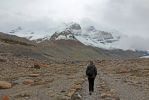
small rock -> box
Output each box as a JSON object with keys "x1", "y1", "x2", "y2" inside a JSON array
[
  {"x1": 49, "y1": 91, "x2": 55, "y2": 97},
  {"x1": 23, "y1": 79, "x2": 34, "y2": 85},
  {"x1": 0, "y1": 81, "x2": 12, "y2": 89},
  {"x1": 118, "y1": 69, "x2": 129, "y2": 73},
  {"x1": 72, "y1": 92, "x2": 82, "y2": 100},
  {"x1": 19, "y1": 93, "x2": 30, "y2": 98},
  {"x1": 132, "y1": 80, "x2": 141, "y2": 84},
  {"x1": 61, "y1": 90, "x2": 66, "y2": 93},
  {"x1": 74, "y1": 85, "x2": 82, "y2": 90},
  {"x1": 101, "y1": 92, "x2": 112, "y2": 98},
  {"x1": 61, "y1": 96, "x2": 71, "y2": 100},
  {"x1": 48, "y1": 78, "x2": 54, "y2": 83},
  {"x1": 110, "y1": 89, "x2": 116, "y2": 93},
  {"x1": 68, "y1": 76, "x2": 75, "y2": 79},
  {"x1": 34, "y1": 63, "x2": 40, "y2": 69},
  {"x1": 34, "y1": 63, "x2": 49, "y2": 69},
  {"x1": 27, "y1": 65, "x2": 32, "y2": 68},
  {"x1": 0, "y1": 58, "x2": 7, "y2": 62},
  {"x1": 97, "y1": 86, "x2": 100, "y2": 88},
  {"x1": 101, "y1": 93, "x2": 107, "y2": 98},
  {"x1": 112, "y1": 96, "x2": 120, "y2": 100},
  {"x1": 40, "y1": 63, "x2": 49, "y2": 67},
  {"x1": 67, "y1": 90, "x2": 76, "y2": 97},
  {"x1": 1, "y1": 95, "x2": 9, "y2": 100},
  {"x1": 29, "y1": 74, "x2": 40, "y2": 77}
]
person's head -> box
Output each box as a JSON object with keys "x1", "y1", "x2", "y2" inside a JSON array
[{"x1": 89, "y1": 61, "x2": 94, "y2": 65}]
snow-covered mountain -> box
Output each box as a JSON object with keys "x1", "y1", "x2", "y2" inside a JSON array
[
  {"x1": 76, "y1": 26, "x2": 121, "y2": 49},
  {"x1": 6, "y1": 22, "x2": 123, "y2": 49},
  {"x1": 49, "y1": 22, "x2": 122, "y2": 49},
  {"x1": 8, "y1": 26, "x2": 50, "y2": 40},
  {"x1": 50, "y1": 30, "x2": 77, "y2": 41}
]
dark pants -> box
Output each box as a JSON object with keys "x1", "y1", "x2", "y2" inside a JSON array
[{"x1": 88, "y1": 78, "x2": 95, "y2": 92}]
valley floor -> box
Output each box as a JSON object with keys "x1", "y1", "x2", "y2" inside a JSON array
[{"x1": 0, "y1": 54, "x2": 149, "y2": 100}]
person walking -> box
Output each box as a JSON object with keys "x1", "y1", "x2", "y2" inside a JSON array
[{"x1": 86, "y1": 61, "x2": 97, "y2": 95}]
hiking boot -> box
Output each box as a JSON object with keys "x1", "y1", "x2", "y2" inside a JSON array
[{"x1": 89, "y1": 92, "x2": 92, "y2": 95}]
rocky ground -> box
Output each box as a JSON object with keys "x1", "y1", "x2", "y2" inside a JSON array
[
  {"x1": 0, "y1": 53, "x2": 86, "y2": 100},
  {"x1": 0, "y1": 54, "x2": 149, "y2": 100},
  {"x1": 74, "y1": 58, "x2": 149, "y2": 100}
]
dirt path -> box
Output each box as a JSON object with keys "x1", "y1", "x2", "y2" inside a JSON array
[
  {"x1": 100, "y1": 71, "x2": 149, "y2": 100},
  {"x1": 76, "y1": 71, "x2": 119, "y2": 100},
  {"x1": 78, "y1": 74, "x2": 101, "y2": 100},
  {"x1": 77, "y1": 69, "x2": 149, "y2": 100}
]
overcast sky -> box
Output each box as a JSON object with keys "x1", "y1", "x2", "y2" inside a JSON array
[{"x1": 0, "y1": 0, "x2": 149, "y2": 50}]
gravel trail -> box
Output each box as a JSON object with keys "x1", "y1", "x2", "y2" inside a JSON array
[
  {"x1": 78, "y1": 74, "x2": 101, "y2": 100},
  {"x1": 100, "y1": 71, "x2": 149, "y2": 100},
  {"x1": 78, "y1": 69, "x2": 149, "y2": 100}
]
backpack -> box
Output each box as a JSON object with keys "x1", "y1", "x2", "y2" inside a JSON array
[{"x1": 86, "y1": 65, "x2": 95, "y2": 77}]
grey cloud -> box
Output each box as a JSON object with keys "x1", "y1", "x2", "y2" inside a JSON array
[
  {"x1": 113, "y1": 36, "x2": 149, "y2": 51},
  {"x1": 0, "y1": 0, "x2": 149, "y2": 50},
  {"x1": 101, "y1": 0, "x2": 149, "y2": 37}
]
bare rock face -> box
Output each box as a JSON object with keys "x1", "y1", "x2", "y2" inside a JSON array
[
  {"x1": 0, "y1": 81, "x2": 12, "y2": 89},
  {"x1": 50, "y1": 23, "x2": 81, "y2": 41},
  {"x1": 50, "y1": 30, "x2": 77, "y2": 41},
  {"x1": 68, "y1": 23, "x2": 81, "y2": 31}
]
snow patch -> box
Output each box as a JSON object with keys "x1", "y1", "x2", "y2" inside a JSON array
[{"x1": 140, "y1": 56, "x2": 149, "y2": 58}]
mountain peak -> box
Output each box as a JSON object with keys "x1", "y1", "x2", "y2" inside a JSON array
[
  {"x1": 5, "y1": 22, "x2": 122, "y2": 49},
  {"x1": 86, "y1": 26, "x2": 97, "y2": 32},
  {"x1": 9, "y1": 26, "x2": 23, "y2": 33},
  {"x1": 50, "y1": 22, "x2": 81, "y2": 41},
  {"x1": 66, "y1": 22, "x2": 81, "y2": 30},
  {"x1": 50, "y1": 30, "x2": 77, "y2": 41}
]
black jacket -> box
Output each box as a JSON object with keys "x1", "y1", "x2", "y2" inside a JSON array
[{"x1": 86, "y1": 64, "x2": 97, "y2": 78}]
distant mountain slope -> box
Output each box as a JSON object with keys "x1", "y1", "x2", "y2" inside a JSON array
[
  {"x1": 0, "y1": 32, "x2": 35, "y2": 46},
  {"x1": 0, "y1": 32, "x2": 47, "y2": 60},
  {"x1": 38, "y1": 39, "x2": 145, "y2": 61},
  {"x1": 36, "y1": 22, "x2": 121, "y2": 50},
  {"x1": 0, "y1": 32, "x2": 146, "y2": 61},
  {"x1": 5, "y1": 22, "x2": 123, "y2": 49}
]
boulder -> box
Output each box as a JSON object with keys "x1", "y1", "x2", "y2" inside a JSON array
[
  {"x1": 1, "y1": 95, "x2": 9, "y2": 100},
  {"x1": 0, "y1": 81, "x2": 12, "y2": 89}
]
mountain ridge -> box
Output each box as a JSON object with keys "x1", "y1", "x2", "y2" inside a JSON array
[
  {"x1": 5, "y1": 22, "x2": 123, "y2": 49},
  {"x1": 0, "y1": 32, "x2": 147, "y2": 62}
]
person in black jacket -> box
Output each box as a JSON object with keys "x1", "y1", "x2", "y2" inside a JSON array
[{"x1": 86, "y1": 61, "x2": 97, "y2": 95}]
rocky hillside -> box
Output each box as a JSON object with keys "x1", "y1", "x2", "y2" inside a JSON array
[
  {"x1": 0, "y1": 32, "x2": 146, "y2": 62},
  {"x1": 50, "y1": 30, "x2": 77, "y2": 41},
  {"x1": 0, "y1": 32, "x2": 47, "y2": 60}
]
